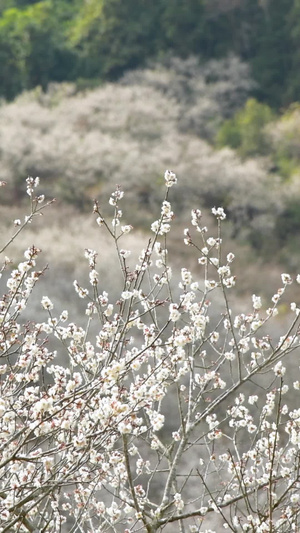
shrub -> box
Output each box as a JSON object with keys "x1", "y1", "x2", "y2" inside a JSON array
[
  {"x1": 267, "y1": 103, "x2": 300, "y2": 179},
  {"x1": 0, "y1": 173, "x2": 300, "y2": 532},
  {"x1": 216, "y1": 98, "x2": 274, "y2": 158}
]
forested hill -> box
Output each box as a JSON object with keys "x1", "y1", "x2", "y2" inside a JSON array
[{"x1": 0, "y1": 0, "x2": 299, "y2": 109}]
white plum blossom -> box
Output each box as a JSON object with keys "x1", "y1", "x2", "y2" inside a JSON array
[
  {"x1": 252, "y1": 294, "x2": 262, "y2": 310},
  {"x1": 89, "y1": 269, "x2": 99, "y2": 285},
  {"x1": 121, "y1": 290, "x2": 133, "y2": 300},
  {"x1": 169, "y1": 303, "x2": 181, "y2": 322},
  {"x1": 205, "y1": 279, "x2": 218, "y2": 290},
  {"x1": 248, "y1": 395, "x2": 258, "y2": 405},
  {"x1": 174, "y1": 493, "x2": 184, "y2": 510},
  {"x1": 281, "y1": 273, "x2": 292, "y2": 285},
  {"x1": 121, "y1": 225, "x2": 133, "y2": 234},
  {"x1": 164, "y1": 169, "x2": 177, "y2": 187},
  {"x1": 181, "y1": 268, "x2": 192, "y2": 285},
  {"x1": 212, "y1": 206, "x2": 226, "y2": 220},
  {"x1": 274, "y1": 361, "x2": 286, "y2": 376},
  {"x1": 41, "y1": 296, "x2": 54, "y2": 310}
]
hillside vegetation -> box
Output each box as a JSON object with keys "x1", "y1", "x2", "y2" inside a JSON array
[
  {"x1": 1, "y1": 56, "x2": 300, "y2": 276},
  {"x1": 2, "y1": 2, "x2": 300, "y2": 291},
  {"x1": 0, "y1": 0, "x2": 300, "y2": 110}
]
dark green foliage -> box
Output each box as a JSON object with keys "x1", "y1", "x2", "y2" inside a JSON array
[
  {"x1": 276, "y1": 201, "x2": 300, "y2": 244},
  {"x1": 0, "y1": 0, "x2": 299, "y2": 107},
  {"x1": 0, "y1": 0, "x2": 78, "y2": 99},
  {"x1": 69, "y1": 0, "x2": 163, "y2": 80},
  {"x1": 159, "y1": 0, "x2": 207, "y2": 56},
  {"x1": 250, "y1": 0, "x2": 294, "y2": 108},
  {"x1": 0, "y1": 0, "x2": 38, "y2": 15},
  {"x1": 285, "y1": 0, "x2": 300, "y2": 103}
]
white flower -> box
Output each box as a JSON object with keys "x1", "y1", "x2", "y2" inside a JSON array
[
  {"x1": 212, "y1": 206, "x2": 226, "y2": 220},
  {"x1": 73, "y1": 280, "x2": 89, "y2": 298},
  {"x1": 106, "y1": 502, "x2": 121, "y2": 521},
  {"x1": 60, "y1": 310, "x2": 68, "y2": 322},
  {"x1": 274, "y1": 361, "x2": 286, "y2": 376},
  {"x1": 121, "y1": 291, "x2": 133, "y2": 300},
  {"x1": 121, "y1": 225, "x2": 133, "y2": 234},
  {"x1": 290, "y1": 302, "x2": 300, "y2": 315},
  {"x1": 149, "y1": 411, "x2": 165, "y2": 431},
  {"x1": 218, "y1": 266, "x2": 230, "y2": 277},
  {"x1": 174, "y1": 493, "x2": 184, "y2": 510},
  {"x1": 181, "y1": 268, "x2": 192, "y2": 285},
  {"x1": 161, "y1": 200, "x2": 173, "y2": 218},
  {"x1": 210, "y1": 331, "x2": 219, "y2": 344},
  {"x1": 291, "y1": 493, "x2": 300, "y2": 504},
  {"x1": 160, "y1": 223, "x2": 171, "y2": 234},
  {"x1": 89, "y1": 270, "x2": 98, "y2": 285},
  {"x1": 205, "y1": 280, "x2": 218, "y2": 290},
  {"x1": 41, "y1": 296, "x2": 54, "y2": 310},
  {"x1": 281, "y1": 273, "x2": 292, "y2": 285},
  {"x1": 251, "y1": 320, "x2": 262, "y2": 331},
  {"x1": 224, "y1": 351, "x2": 235, "y2": 361},
  {"x1": 164, "y1": 169, "x2": 177, "y2": 187},
  {"x1": 207, "y1": 237, "x2": 216, "y2": 247},
  {"x1": 248, "y1": 395, "x2": 258, "y2": 405},
  {"x1": 151, "y1": 220, "x2": 160, "y2": 233},
  {"x1": 169, "y1": 304, "x2": 181, "y2": 322},
  {"x1": 118, "y1": 421, "x2": 132, "y2": 434},
  {"x1": 252, "y1": 294, "x2": 262, "y2": 310},
  {"x1": 33, "y1": 397, "x2": 53, "y2": 416},
  {"x1": 104, "y1": 304, "x2": 113, "y2": 317},
  {"x1": 112, "y1": 218, "x2": 120, "y2": 227}
]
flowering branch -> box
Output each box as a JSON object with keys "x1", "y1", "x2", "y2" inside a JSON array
[{"x1": 0, "y1": 171, "x2": 300, "y2": 532}]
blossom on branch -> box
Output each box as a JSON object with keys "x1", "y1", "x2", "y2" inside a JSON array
[{"x1": 0, "y1": 173, "x2": 299, "y2": 532}]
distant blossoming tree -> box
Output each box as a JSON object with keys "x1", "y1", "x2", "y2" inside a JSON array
[{"x1": 0, "y1": 173, "x2": 299, "y2": 532}]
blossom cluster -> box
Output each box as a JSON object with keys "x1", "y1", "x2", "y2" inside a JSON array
[{"x1": 0, "y1": 174, "x2": 299, "y2": 532}]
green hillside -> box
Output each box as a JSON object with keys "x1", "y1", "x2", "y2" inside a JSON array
[{"x1": 0, "y1": 0, "x2": 299, "y2": 109}]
